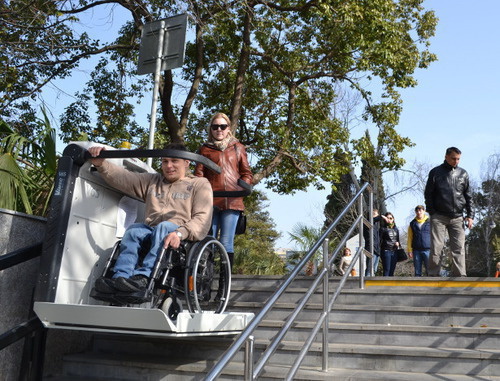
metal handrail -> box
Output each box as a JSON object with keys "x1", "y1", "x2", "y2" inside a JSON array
[
  {"x1": 205, "y1": 182, "x2": 373, "y2": 380},
  {"x1": 0, "y1": 243, "x2": 46, "y2": 379},
  {"x1": 0, "y1": 242, "x2": 43, "y2": 270}
]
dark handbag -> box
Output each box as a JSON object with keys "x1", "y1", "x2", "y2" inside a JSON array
[
  {"x1": 235, "y1": 212, "x2": 247, "y2": 235},
  {"x1": 396, "y1": 248, "x2": 408, "y2": 262}
]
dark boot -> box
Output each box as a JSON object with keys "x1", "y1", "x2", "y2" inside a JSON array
[
  {"x1": 215, "y1": 252, "x2": 233, "y2": 302},
  {"x1": 227, "y1": 252, "x2": 234, "y2": 272}
]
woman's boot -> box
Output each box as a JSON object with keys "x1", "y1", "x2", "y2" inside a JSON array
[{"x1": 215, "y1": 252, "x2": 233, "y2": 301}]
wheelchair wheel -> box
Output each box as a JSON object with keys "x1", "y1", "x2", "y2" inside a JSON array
[
  {"x1": 160, "y1": 296, "x2": 183, "y2": 321},
  {"x1": 184, "y1": 237, "x2": 231, "y2": 314}
]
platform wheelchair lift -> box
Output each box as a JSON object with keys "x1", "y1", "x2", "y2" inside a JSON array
[{"x1": 32, "y1": 142, "x2": 254, "y2": 337}]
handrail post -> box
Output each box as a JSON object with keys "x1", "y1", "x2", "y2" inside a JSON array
[
  {"x1": 358, "y1": 192, "x2": 365, "y2": 289},
  {"x1": 244, "y1": 335, "x2": 255, "y2": 380},
  {"x1": 369, "y1": 190, "x2": 374, "y2": 276},
  {"x1": 322, "y1": 239, "x2": 329, "y2": 371}
]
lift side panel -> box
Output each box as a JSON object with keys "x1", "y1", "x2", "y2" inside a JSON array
[{"x1": 55, "y1": 176, "x2": 124, "y2": 304}]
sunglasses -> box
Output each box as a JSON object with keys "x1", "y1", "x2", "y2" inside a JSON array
[{"x1": 211, "y1": 124, "x2": 229, "y2": 131}]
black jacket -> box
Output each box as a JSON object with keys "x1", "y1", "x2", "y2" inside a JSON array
[
  {"x1": 424, "y1": 161, "x2": 474, "y2": 219},
  {"x1": 380, "y1": 225, "x2": 400, "y2": 251}
]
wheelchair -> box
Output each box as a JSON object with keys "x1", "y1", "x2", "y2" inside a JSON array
[{"x1": 90, "y1": 235, "x2": 232, "y2": 319}]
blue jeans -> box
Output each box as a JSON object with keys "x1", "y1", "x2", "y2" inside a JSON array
[
  {"x1": 211, "y1": 208, "x2": 240, "y2": 253},
  {"x1": 381, "y1": 250, "x2": 397, "y2": 276},
  {"x1": 365, "y1": 254, "x2": 380, "y2": 276},
  {"x1": 113, "y1": 221, "x2": 179, "y2": 278},
  {"x1": 413, "y1": 249, "x2": 430, "y2": 276}
]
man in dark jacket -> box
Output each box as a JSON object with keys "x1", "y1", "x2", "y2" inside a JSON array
[
  {"x1": 424, "y1": 147, "x2": 474, "y2": 277},
  {"x1": 364, "y1": 209, "x2": 384, "y2": 276}
]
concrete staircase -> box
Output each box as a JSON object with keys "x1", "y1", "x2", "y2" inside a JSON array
[{"x1": 44, "y1": 275, "x2": 500, "y2": 380}]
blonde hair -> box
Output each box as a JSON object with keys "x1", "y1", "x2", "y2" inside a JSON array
[{"x1": 207, "y1": 112, "x2": 233, "y2": 141}]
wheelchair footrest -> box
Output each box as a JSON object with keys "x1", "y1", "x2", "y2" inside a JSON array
[{"x1": 90, "y1": 288, "x2": 151, "y2": 305}]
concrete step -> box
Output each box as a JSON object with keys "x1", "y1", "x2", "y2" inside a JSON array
[
  {"x1": 249, "y1": 340, "x2": 500, "y2": 376},
  {"x1": 229, "y1": 285, "x2": 500, "y2": 307},
  {"x1": 46, "y1": 366, "x2": 500, "y2": 381},
  {"x1": 88, "y1": 334, "x2": 234, "y2": 361},
  {"x1": 229, "y1": 276, "x2": 500, "y2": 306},
  {"x1": 59, "y1": 339, "x2": 500, "y2": 380},
  {"x1": 255, "y1": 321, "x2": 500, "y2": 350},
  {"x1": 228, "y1": 300, "x2": 500, "y2": 328}
]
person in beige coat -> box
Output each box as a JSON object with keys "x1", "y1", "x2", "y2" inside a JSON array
[{"x1": 89, "y1": 143, "x2": 213, "y2": 294}]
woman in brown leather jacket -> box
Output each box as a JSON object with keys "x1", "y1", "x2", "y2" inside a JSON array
[{"x1": 194, "y1": 112, "x2": 253, "y2": 270}]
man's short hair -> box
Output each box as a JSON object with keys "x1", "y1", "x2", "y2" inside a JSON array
[
  {"x1": 415, "y1": 205, "x2": 425, "y2": 211},
  {"x1": 446, "y1": 147, "x2": 461, "y2": 155},
  {"x1": 165, "y1": 143, "x2": 188, "y2": 151}
]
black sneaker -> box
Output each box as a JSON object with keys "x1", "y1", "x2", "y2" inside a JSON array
[
  {"x1": 115, "y1": 275, "x2": 149, "y2": 293},
  {"x1": 94, "y1": 277, "x2": 118, "y2": 294}
]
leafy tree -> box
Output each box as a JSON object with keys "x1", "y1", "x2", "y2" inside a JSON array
[
  {"x1": 287, "y1": 222, "x2": 339, "y2": 275},
  {"x1": 324, "y1": 132, "x2": 387, "y2": 241},
  {"x1": 233, "y1": 190, "x2": 285, "y2": 275},
  {"x1": 1, "y1": 0, "x2": 438, "y2": 195},
  {"x1": 323, "y1": 173, "x2": 358, "y2": 231},
  {"x1": 359, "y1": 132, "x2": 388, "y2": 214},
  {"x1": 466, "y1": 153, "x2": 500, "y2": 276},
  {"x1": 234, "y1": 247, "x2": 287, "y2": 275},
  {"x1": 0, "y1": 111, "x2": 57, "y2": 216}
]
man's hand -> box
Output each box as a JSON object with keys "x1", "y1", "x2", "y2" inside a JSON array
[
  {"x1": 164, "y1": 231, "x2": 181, "y2": 249},
  {"x1": 88, "y1": 146, "x2": 106, "y2": 167},
  {"x1": 408, "y1": 252, "x2": 413, "y2": 259},
  {"x1": 465, "y1": 217, "x2": 473, "y2": 229}
]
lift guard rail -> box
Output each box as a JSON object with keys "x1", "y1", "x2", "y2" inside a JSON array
[{"x1": 62, "y1": 144, "x2": 253, "y2": 198}]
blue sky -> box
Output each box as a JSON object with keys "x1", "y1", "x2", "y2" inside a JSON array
[{"x1": 269, "y1": 0, "x2": 500, "y2": 249}]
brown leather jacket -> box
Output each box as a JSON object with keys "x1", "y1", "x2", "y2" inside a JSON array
[{"x1": 194, "y1": 139, "x2": 253, "y2": 211}]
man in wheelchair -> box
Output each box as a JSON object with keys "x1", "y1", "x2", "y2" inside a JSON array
[{"x1": 87, "y1": 143, "x2": 213, "y2": 297}]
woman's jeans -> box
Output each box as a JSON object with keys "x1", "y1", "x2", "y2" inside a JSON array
[
  {"x1": 211, "y1": 208, "x2": 240, "y2": 253},
  {"x1": 113, "y1": 221, "x2": 179, "y2": 279},
  {"x1": 413, "y1": 249, "x2": 430, "y2": 276},
  {"x1": 381, "y1": 249, "x2": 397, "y2": 276}
]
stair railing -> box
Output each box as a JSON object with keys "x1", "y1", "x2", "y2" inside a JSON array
[
  {"x1": 0, "y1": 242, "x2": 46, "y2": 380},
  {"x1": 205, "y1": 182, "x2": 374, "y2": 380}
]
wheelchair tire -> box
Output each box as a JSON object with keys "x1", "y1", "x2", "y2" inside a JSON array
[
  {"x1": 184, "y1": 237, "x2": 231, "y2": 314},
  {"x1": 161, "y1": 296, "x2": 183, "y2": 321}
]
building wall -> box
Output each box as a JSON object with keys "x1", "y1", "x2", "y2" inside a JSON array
[{"x1": 0, "y1": 208, "x2": 46, "y2": 381}]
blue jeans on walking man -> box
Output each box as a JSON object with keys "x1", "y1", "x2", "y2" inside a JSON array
[{"x1": 413, "y1": 249, "x2": 430, "y2": 277}]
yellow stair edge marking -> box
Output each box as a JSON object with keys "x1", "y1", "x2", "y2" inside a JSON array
[{"x1": 365, "y1": 279, "x2": 500, "y2": 288}]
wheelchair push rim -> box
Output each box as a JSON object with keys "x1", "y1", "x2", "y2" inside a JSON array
[{"x1": 185, "y1": 238, "x2": 231, "y2": 314}]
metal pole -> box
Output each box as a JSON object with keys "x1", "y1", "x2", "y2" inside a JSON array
[
  {"x1": 147, "y1": 21, "x2": 166, "y2": 167},
  {"x1": 358, "y1": 193, "x2": 365, "y2": 289},
  {"x1": 369, "y1": 190, "x2": 374, "y2": 276},
  {"x1": 244, "y1": 335, "x2": 255, "y2": 380},
  {"x1": 322, "y1": 239, "x2": 329, "y2": 371}
]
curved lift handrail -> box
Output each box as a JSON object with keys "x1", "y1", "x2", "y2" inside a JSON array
[{"x1": 62, "y1": 143, "x2": 253, "y2": 197}]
